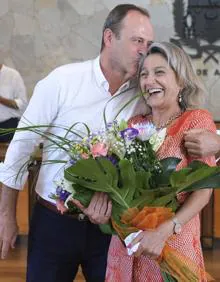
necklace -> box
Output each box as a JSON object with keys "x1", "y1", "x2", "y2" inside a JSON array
[{"x1": 152, "y1": 111, "x2": 184, "y2": 130}]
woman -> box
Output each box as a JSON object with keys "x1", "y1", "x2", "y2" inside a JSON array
[{"x1": 106, "y1": 42, "x2": 216, "y2": 281}]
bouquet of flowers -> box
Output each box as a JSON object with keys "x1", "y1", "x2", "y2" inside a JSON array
[
  {"x1": 1, "y1": 119, "x2": 219, "y2": 281},
  {"x1": 48, "y1": 120, "x2": 219, "y2": 282}
]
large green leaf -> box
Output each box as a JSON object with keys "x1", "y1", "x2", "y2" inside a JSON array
[
  {"x1": 169, "y1": 167, "x2": 192, "y2": 189},
  {"x1": 130, "y1": 189, "x2": 156, "y2": 209},
  {"x1": 64, "y1": 158, "x2": 118, "y2": 191},
  {"x1": 65, "y1": 158, "x2": 139, "y2": 209},
  {"x1": 180, "y1": 170, "x2": 220, "y2": 192},
  {"x1": 150, "y1": 192, "x2": 176, "y2": 208},
  {"x1": 154, "y1": 158, "x2": 181, "y2": 187},
  {"x1": 71, "y1": 183, "x2": 94, "y2": 207},
  {"x1": 176, "y1": 166, "x2": 220, "y2": 193},
  {"x1": 117, "y1": 159, "x2": 137, "y2": 204},
  {"x1": 134, "y1": 170, "x2": 151, "y2": 198}
]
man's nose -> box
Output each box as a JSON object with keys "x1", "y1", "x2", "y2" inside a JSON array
[{"x1": 138, "y1": 46, "x2": 148, "y2": 57}]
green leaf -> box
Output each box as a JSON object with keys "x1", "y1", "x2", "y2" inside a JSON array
[
  {"x1": 150, "y1": 192, "x2": 176, "y2": 207},
  {"x1": 64, "y1": 158, "x2": 118, "y2": 192},
  {"x1": 188, "y1": 160, "x2": 210, "y2": 170},
  {"x1": 176, "y1": 166, "x2": 220, "y2": 193},
  {"x1": 64, "y1": 158, "x2": 131, "y2": 209},
  {"x1": 134, "y1": 170, "x2": 151, "y2": 198},
  {"x1": 180, "y1": 170, "x2": 220, "y2": 192},
  {"x1": 118, "y1": 120, "x2": 128, "y2": 131},
  {"x1": 118, "y1": 159, "x2": 137, "y2": 203},
  {"x1": 161, "y1": 271, "x2": 177, "y2": 282},
  {"x1": 130, "y1": 189, "x2": 156, "y2": 209},
  {"x1": 71, "y1": 183, "x2": 94, "y2": 207},
  {"x1": 169, "y1": 167, "x2": 192, "y2": 188},
  {"x1": 154, "y1": 158, "x2": 181, "y2": 186}
]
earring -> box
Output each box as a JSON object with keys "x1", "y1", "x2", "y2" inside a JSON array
[
  {"x1": 178, "y1": 91, "x2": 186, "y2": 110},
  {"x1": 178, "y1": 92, "x2": 182, "y2": 103}
]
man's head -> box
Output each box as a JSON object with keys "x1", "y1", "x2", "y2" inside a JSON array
[
  {"x1": 101, "y1": 4, "x2": 154, "y2": 79},
  {"x1": 101, "y1": 4, "x2": 151, "y2": 51}
]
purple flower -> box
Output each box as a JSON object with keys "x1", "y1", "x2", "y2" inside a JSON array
[
  {"x1": 56, "y1": 186, "x2": 71, "y2": 201},
  {"x1": 69, "y1": 159, "x2": 76, "y2": 165},
  {"x1": 120, "y1": 128, "x2": 139, "y2": 141},
  {"x1": 107, "y1": 155, "x2": 118, "y2": 166}
]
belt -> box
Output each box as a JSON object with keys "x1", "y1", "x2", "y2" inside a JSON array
[{"x1": 37, "y1": 196, "x2": 88, "y2": 221}]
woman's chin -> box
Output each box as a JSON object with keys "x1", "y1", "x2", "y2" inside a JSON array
[{"x1": 146, "y1": 96, "x2": 164, "y2": 108}]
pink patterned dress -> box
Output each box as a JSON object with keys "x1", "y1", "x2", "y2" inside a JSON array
[{"x1": 106, "y1": 109, "x2": 216, "y2": 282}]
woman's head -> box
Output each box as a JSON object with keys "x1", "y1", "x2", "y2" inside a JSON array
[{"x1": 138, "y1": 42, "x2": 205, "y2": 111}]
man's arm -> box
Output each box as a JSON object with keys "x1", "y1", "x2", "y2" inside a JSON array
[
  {"x1": 184, "y1": 128, "x2": 220, "y2": 157},
  {"x1": 0, "y1": 184, "x2": 19, "y2": 259},
  {"x1": 0, "y1": 96, "x2": 18, "y2": 109}
]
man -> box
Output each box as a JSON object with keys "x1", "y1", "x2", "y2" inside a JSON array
[
  {"x1": 0, "y1": 4, "x2": 154, "y2": 282},
  {"x1": 184, "y1": 129, "x2": 220, "y2": 157},
  {"x1": 0, "y1": 64, "x2": 28, "y2": 142}
]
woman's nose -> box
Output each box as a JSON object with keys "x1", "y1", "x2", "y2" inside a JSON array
[{"x1": 145, "y1": 73, "x2": 155, "y2": 84}]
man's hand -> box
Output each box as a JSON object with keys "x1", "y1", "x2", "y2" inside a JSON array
[
  {"x1": 72, "y1": 192, "x2": 112, "y2": 224},
  {"x1": 184, "y1": 129, "x2": 220, "y2": 158},
  {"x1": 0, "y1": 215, "x2": 18, "y2": 259}
]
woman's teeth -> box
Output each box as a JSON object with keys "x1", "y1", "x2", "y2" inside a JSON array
[{"x1": 148, "y1": 88, "x2": 163, "y2": 95}]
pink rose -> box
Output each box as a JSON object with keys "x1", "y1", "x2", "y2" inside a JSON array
[
  {"x1": 81, "y1": 153, "x2": 89, "y2": 159},
  {"x1": 90, "y1": 142, "x2": 108, "y2": 158}
]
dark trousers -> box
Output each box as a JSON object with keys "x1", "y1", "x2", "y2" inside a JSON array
[
  {"x1": 0, "y1": 117, "x2": 19, "y2": 142},
  {"x1": 27, "y1": 202, "x2": 111, "y2": 282}
]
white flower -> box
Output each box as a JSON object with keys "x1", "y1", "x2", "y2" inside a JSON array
[
  {"x1": 149, "y1": 128, "x2": 167, "y2": 152},
  {"x1": 132, "y1": 122, "x2": 157, "y2": 141}
]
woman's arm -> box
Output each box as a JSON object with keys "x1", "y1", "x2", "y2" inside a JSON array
[{"x1": 129, "y1": 189, "x2": 212, "y2": 258}]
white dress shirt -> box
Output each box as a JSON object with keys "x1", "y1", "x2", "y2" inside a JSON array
[
  {"x1": 0, "y1": 57, "x2": 147, "y2": 203},
  {"x1": 0, "y1": 65, "x2": 28, "y2": 122}
]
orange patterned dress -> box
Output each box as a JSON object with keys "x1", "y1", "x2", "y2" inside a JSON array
[{"x1": 106, "y1": 109, "x2": 216, "y2": 282}]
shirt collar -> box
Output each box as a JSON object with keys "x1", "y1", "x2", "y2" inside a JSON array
[
  {"x1": 93, "y1": 56, "x2": 133, "y2": 94},
  {"x1": 93, "y1": 56, "x2": 109, "y2": 92}
]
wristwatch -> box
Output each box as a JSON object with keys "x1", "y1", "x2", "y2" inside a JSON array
[{"x1": 171, "y1": 217, "x2": 182, "y2": 234}]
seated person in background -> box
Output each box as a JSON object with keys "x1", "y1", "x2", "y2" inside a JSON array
[
  {"x1": 0, "y1": 63, "x2": 28, "y2": 142},
  {"x1": 106, "y1": 41, "x2": 216, "y2": 282}
]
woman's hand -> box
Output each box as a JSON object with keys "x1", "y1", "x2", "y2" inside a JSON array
[{"x1": 128, "y1": 220, "x2": 173, "y2": 259}]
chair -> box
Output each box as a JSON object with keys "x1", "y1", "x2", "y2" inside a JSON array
[{"x1": 27, "y1": 143, "x2": 43, "y2": 222}]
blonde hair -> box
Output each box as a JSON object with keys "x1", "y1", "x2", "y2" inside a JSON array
[{"x1": 138, "y1": 41, "x2": 205, "y2": 109}]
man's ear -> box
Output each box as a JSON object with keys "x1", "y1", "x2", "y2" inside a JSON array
[{"x1": 103, "y1": 28, "x2": 114, "y2": 48}]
